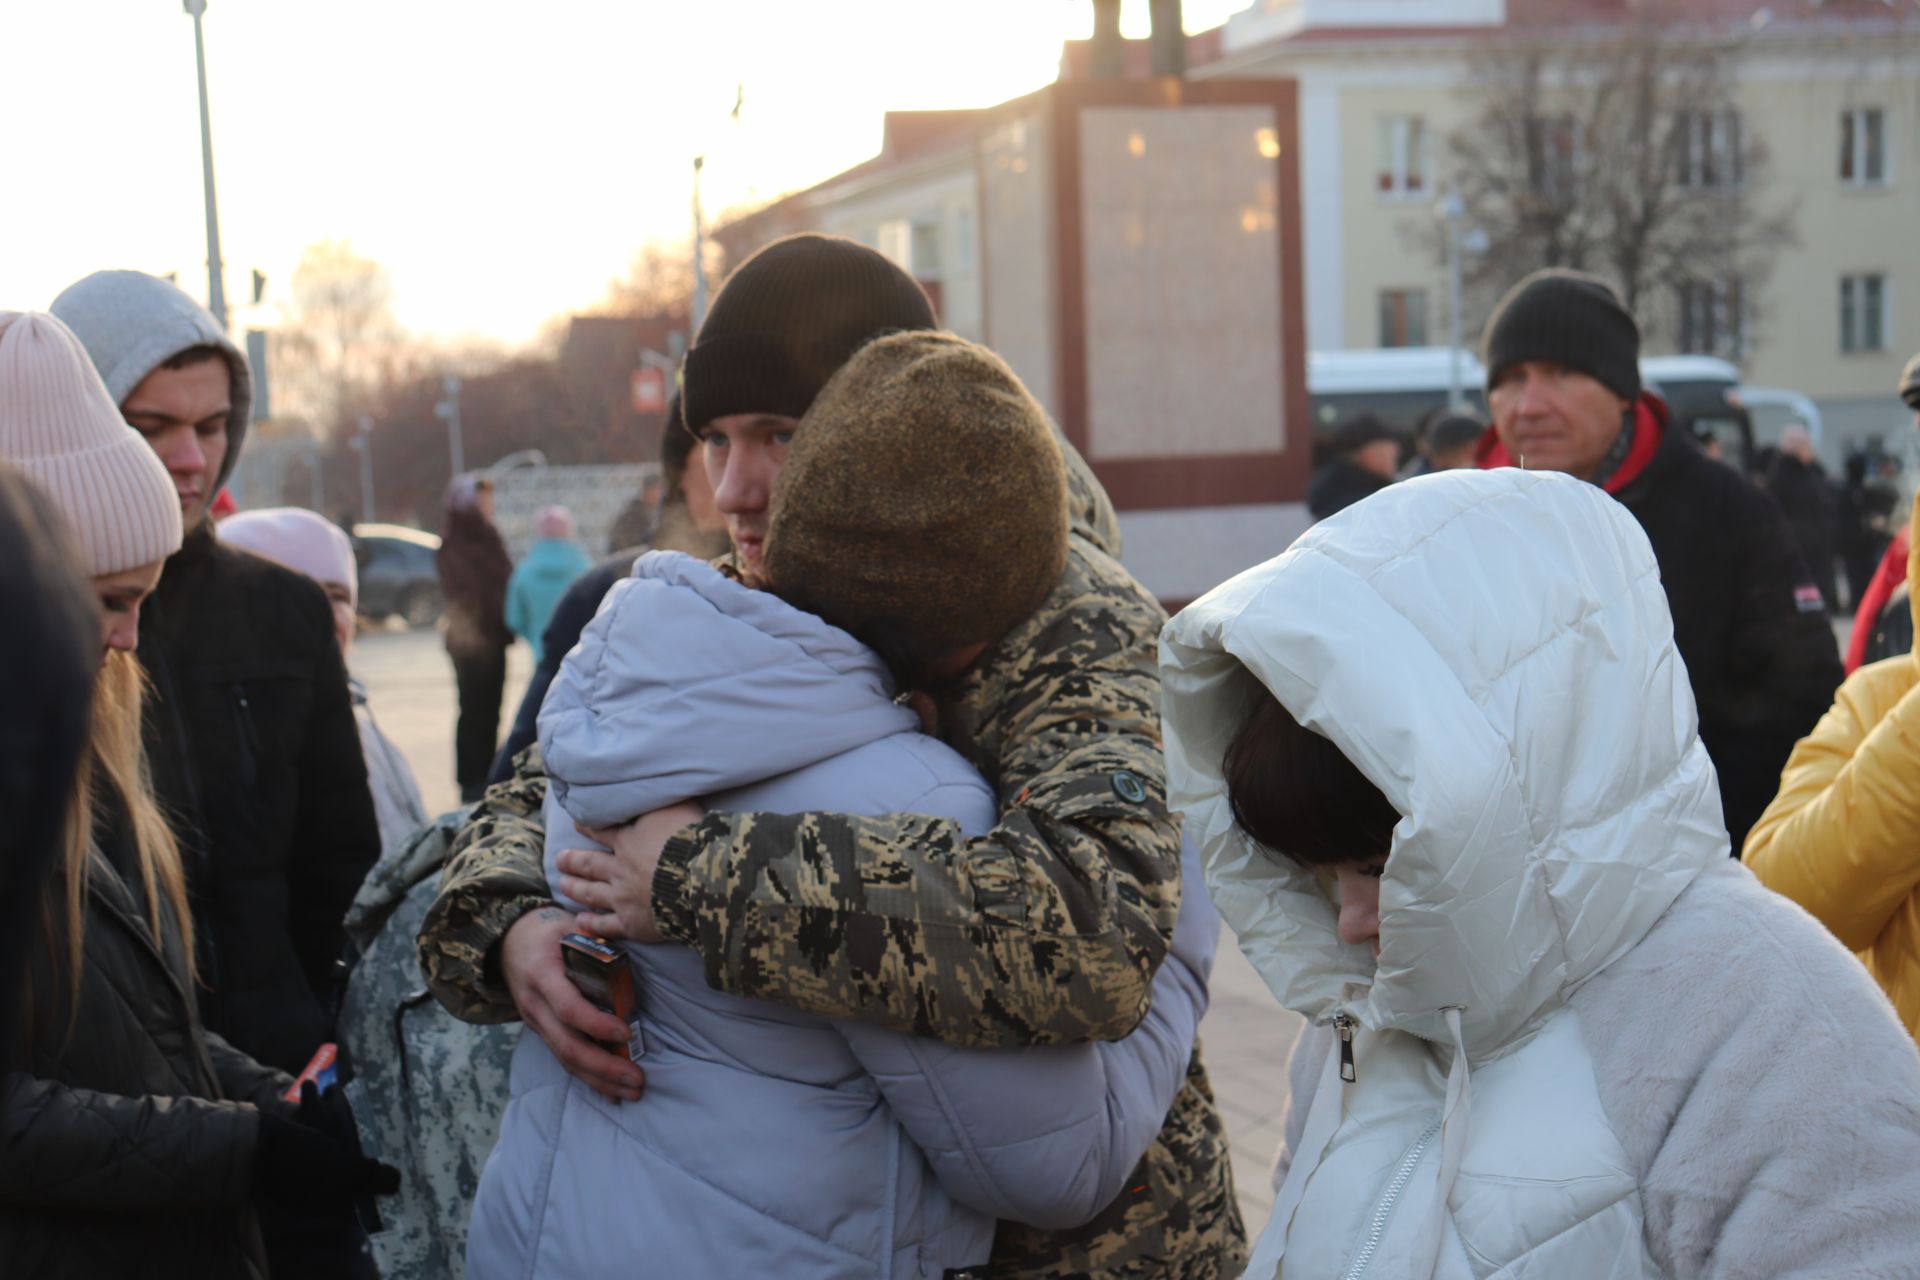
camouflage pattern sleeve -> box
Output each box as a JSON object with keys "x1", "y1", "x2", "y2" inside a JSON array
[
  {"x1": 650, "y1": 538, "x2": 1183, "y2": 1047},
  {"x1": 415, "y1": 746, "x2": 556, "y2": 1025}
]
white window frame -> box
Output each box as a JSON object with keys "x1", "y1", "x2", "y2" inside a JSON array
[
  {"x1": 1840, "y1": 272, "x2": 1891, "y2": 354},
  {"x1": 1677, "y1": 277, "x2": 1749, "y2": 359},
  {"x1": 1841, "y1": 107, "x2": 1891, "y2": 188},
  {"x1": 1376, "y1": 115, "x2": 1430, "y2": 200},
  {"x1": 1676, "y1": 109, "x2": 1744, "y2": 190}
]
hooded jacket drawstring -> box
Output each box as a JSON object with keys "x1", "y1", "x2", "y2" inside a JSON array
[{"x1": 1409, "y1": 1007, "x2": 1473, "y2": 1277}]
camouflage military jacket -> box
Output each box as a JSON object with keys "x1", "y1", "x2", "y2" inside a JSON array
[{"x1": 415, "y1": 454, "x2": 1246, "y2": 1276}]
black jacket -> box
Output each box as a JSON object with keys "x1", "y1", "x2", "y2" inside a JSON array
[
  {"x1": 1765, "y1": 454, "x2": 1840, "y2": 611},
  {"x1": 1615, "y1": 403, "x2": 1844, "y2": 849},
  {"x1": 2, "y1": 842, "x2": 289, "y2": 1278},
  {"x1": 1308, "y1": 458, "x2": 1392, "y2": 520},
  {"x1": 139, "y1": 525, "x2": 382, "y2": 1072}
]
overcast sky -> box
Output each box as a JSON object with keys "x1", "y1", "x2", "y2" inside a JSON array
[{"x1": 2, "y1": 1, "x2": 1246, "y2": 347}]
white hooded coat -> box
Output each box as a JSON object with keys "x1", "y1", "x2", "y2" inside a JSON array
[{"x1": 1161, "y1": 468, "x2": 1920, "y2": 1278}]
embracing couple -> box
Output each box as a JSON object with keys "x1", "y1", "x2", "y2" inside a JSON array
[{"x1": 417, "y1": 235, "x2": 1247, "y2": 1278}]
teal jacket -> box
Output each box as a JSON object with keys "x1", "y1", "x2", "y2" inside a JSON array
[{"x1": 505, "y1": 538, "x2": 592, "y2": 661}]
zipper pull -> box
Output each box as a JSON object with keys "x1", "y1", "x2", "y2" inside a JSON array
[{"x1": 1334, "y1": 1012, "x2": 1357, "y2": 1083}]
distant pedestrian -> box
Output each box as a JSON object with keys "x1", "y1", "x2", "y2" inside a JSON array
[
  {"x1": 489, "y1": 397, "x2": 728, "y2": 783},
  {"x1": 1764, "y1": 422, "x2": 1840, "y2": 610},
  {"x1": 1308, "y1": 415, "x2": 1399, "y2": 518},
  {"x1": 1407, "y1": 410, "x2": 1483, "y2": 476},
  {"x1": 219, "y1": 507, "x2": 429, "y2": 856},
  {"x1": 505, "y1": 504, "x2": 591, "y2": 663},
  {"x1": 0, "y1": 308, "x2": 397, "y2": 1277},
  {"x1": 1474, "y1": 268, "x2": 1840, "y2": 848},
  {"x1": 52, "y1": 272, "x2": 381, "y2": 1079},
  {"x1": 1164, "y1": 466, "x2": 1920, "y2": 1278},
  {"x1": 1838, "y1": 450, "x2": 1899, "y2": 609},
  {"x1": 436, "y1": 472, "x2": 512, "y2": 803}
]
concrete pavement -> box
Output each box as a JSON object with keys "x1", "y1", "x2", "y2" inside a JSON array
[{"x1": 353, "y1": 623, "x2": 1295, "y2": 1239}]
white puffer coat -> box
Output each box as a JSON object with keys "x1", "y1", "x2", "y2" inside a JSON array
[{"x1": 1161, "y1": 468, "x2": 1920, "y2": 1279}]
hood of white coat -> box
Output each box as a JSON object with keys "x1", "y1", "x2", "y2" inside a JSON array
[
  {"x1": 1160, "y1": 468, "x2": 1726, "y2": 1057},
  {"x1": 539, "y1": 550, "x2": 918, "y2": 827}
]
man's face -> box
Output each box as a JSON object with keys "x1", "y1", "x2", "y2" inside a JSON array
[
  {"x1": 1353, "y1": 439, "x2": 1400, "y2": 481},
  {"x1": 1487, "y1": 360, "x2": 1631, "y2": 482},
  {"x1": 697, "y1": 413, "x2": 798, "y2": 571},
  {"x1": 122, "y1": 357, "x2": 231, "y2": 527}
]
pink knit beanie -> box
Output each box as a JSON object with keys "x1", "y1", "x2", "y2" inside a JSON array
[
  {"x1": 218, "y1": 507, "x2": 358, "y2": 607},
  {"x1": 0, "y1": 312, "x2": 182, "y2": 576}
]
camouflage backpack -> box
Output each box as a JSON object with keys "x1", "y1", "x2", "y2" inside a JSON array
[{"x1": 340, "y1": 811, "x2": 520, "y2": 1280}]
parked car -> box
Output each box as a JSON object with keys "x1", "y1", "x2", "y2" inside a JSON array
[{"x1": 353, "y1": 523, "x2": 442, "y2": 628}]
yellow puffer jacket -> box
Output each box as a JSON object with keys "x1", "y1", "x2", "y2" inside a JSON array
[{"x1": 1744, "y1": 492, "x2": 1920, "y2": 1039}]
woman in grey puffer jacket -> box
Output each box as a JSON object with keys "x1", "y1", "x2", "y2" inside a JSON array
[{"x1": 465, "y1": 549, "x2": 1213, "y2": 1278}]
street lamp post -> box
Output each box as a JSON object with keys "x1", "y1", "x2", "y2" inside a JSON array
[
  {"x1": 352, "y1": 415, "x2": 376, "y2": 522},
  {"x1": 435, "y1": 376, "x2": 466, "y2": 477},
  {"x1": 691, "y1": 155, "x2": 709, "y2": 334},
  {"x1": 1441, "y1": 191, "x2": 1467, "y2": 410},
  {"x1": 182, "y1": 0, "x2": 227, "y2": 330}
]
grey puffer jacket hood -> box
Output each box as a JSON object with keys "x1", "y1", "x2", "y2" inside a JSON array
[
  {"x1": 473, "y1": 550, "x2": 1211, "y2": 1279},
  {"x1": 51, "y1": 270, "x2": 252, "y2": 494}
]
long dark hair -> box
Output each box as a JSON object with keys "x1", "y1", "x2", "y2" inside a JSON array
[{"x1": 1221, "y1": 684, "x2": 1400, "y2": 867}]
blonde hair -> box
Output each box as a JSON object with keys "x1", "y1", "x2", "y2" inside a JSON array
[{"x1": 42, "y1": 652, "x2": 196, "y2": 1025}]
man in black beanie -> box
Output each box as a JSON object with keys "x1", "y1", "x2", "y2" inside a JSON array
[
  {"x1": 1476, "y1": 268, "x2": 1842, "y2": 848},
  {"x1": 1308, "y1": 414, "x2": 1401, "y2": 519},
  {"x1": 422, "y1": 233, "x2": 1245, "y2": 1277}
]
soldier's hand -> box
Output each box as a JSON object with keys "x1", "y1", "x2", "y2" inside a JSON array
[
  {"x1": 500, "y1": 906, "x2": 645, "y2": 1103},
  {"x1": 561, "y1": 801, "x2": 705, "y2": 942}
]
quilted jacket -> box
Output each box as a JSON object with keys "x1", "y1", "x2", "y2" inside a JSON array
[
  {"x1": 1746, "y1": 490, "x2": 1920, "y2": 1040},
  {"x1": 1163, "y1": 468, "x2": 1920, "y2": 1278},
  {"x1": 1, "y1": 834, "x2": 291, "y2": 1278}
]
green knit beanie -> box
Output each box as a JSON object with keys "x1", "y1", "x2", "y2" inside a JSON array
[{"x1": 764, "y1": 331, "x2": 1068, "y2": 676}]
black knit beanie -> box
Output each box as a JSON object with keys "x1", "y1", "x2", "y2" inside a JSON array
[
  {"x1": 682, "y1": 234, "x2": 937, "y2": 432},
  {"x1": 1482, "y1": 269, "x2": 1641, "y2": 403}
]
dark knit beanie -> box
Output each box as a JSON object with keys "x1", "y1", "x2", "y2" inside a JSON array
[
  {"x1": 1331, "y1": 414, "x2": 1396, "y2": 457},
  {"x1": 1900, "y1": 352, "x2": 1920, "y2": 410},
  {"x1": 763, "y1": 331, "x2": 1068, "y2": 673},
  {"x1": 682, "y1": 234, "x2": 937, "y2": 432},
  {"x1": 1482, "y1": 269, "x2": 1641, "y2": 403}
]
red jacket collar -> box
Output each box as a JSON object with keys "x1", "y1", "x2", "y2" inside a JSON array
[{"x1": 1475, "y1": 394, "x2": 1667, "y2": 496}]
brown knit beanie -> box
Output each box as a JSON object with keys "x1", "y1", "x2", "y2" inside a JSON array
[
  {"x1": 763, "y1": 331, "x2": 1068, "y2": 672},
  {"x1": 682, "y1": 234, "x2": 937, "y2": 432}
]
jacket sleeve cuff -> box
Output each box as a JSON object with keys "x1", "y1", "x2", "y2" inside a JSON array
[
  {"x1": 434, "y1": 892, "x2": 552, "y2": 1024},
  {"x1": 651, "y1": 823, "x2": 710, "y2": 946}
]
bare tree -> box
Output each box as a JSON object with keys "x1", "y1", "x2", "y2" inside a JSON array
[
  {"x1": 270, "y1": 239, "x2": 402, "y2": 433},
  {"x1": 594, "y1": 240, "x2": 696, "y2": 319},
  {"x1": 1444, "y1": 8, "x2": 1798, "y2": 356}
]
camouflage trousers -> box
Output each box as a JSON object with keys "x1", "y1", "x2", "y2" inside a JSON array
[{"x1": 983, "y1": 1044, "x2": 1247, "y2": 1279}]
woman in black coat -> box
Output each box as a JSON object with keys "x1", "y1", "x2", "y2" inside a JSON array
[{"x1": 437, "y1": 473, "x2": 514, "y2": 803}]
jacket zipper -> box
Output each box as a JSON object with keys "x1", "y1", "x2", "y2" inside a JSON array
[
  {"x1": 232, "y1": 684, "x2": 261, "y2": 786},
  {"x1": 1334, "y1": 1012, "x2": 1357, "y2": 1082},
  {"x1": 1342, "y1": 1119, "x2": 1442, "y2": 1280}
]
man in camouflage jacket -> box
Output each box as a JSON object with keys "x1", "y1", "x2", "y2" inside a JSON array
[{"x1": 417, "y1": 234, "x2": 1245, "y2": 1278}]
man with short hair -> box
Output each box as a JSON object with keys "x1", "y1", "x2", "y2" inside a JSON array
[
  {"x1": 1475, "y1": 268, "x2": 1842, "y2": 847},
  {"x1": 1766, "y1": 422, "x2": 1840, "y2": 612},
  {"x1": 1308, "y1": 415, "x2": 1399, "y2": 519},
  {"x1": 420, "y1": 234, "x2": 1244, "y2": 1277},
  {"x1": 52, "y1": 271, "x2": 381, "y2": 1074}
]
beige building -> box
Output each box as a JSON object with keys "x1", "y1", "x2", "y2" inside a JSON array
[
  {"x1": 712, "y1": 0, "x2": 1920, "y2": 598},
  {"x1": 1204, "y1": 0, "x2": 1920, "y2": 454}
]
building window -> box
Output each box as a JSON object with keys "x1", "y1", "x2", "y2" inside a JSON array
[
  {"x1": 1378, "y1": 289, "x2": 1430, "y2": 348},
  {"x1": 910, "y1": 220, "x2": 944, "y2": 282},
  {"x1": 1525, "y1": 114, "x2": 1580, "y2": 200},
  {"x1": 1840, "y1": 273, "x2": 1888, "y2": 352},
  {"x1": 876, "y1": 219, "x2": 912, "y2": 271},
  {"x1": 1676, "y1": 109, "x2": 1744, "y2": 189},
  {"x1": 1677, "y1": 278, "x2": 1747, "y2": 357},
  {"x1": 1376, "y1": 116, "x2": 1428, "y2": 197},
  {"x1": 1840, "y1": 108, "x2": 1888, "y2": 186}
]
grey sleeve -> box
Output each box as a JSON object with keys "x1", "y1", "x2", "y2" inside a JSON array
[{"x1": 837, "y1": 840, "x2": 1214, "y2": 1229}]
